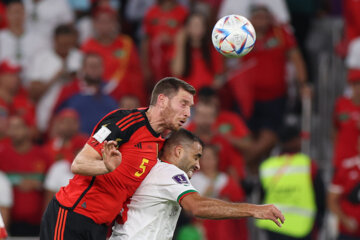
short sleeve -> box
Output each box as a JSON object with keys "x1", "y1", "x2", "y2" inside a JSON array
[
  {"x1": 159, "y1": 167, "x2": 198, "y2": 204},
  {"x1": 0, "y1": 171, "x2": 13, "y2": 207}
]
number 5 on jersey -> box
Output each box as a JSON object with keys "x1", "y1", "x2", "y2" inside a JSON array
[{"x1": 135, "y1": 158, "x2": 149, "y2": 177}]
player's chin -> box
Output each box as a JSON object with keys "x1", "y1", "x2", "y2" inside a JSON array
[{"x1": 187, "y1": 170, "x2": 194, "y2": 179}]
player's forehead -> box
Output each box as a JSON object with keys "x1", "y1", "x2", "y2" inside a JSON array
[{"x1": 171, "y1": 88, "x2": 194, "y2": 105}]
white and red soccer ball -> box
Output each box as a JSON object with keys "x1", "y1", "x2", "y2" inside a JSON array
[{"x1": 212, "y1": 14, "x2": 256, "y2": 57}]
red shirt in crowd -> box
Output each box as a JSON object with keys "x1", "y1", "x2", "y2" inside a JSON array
[
  {"x1": 343, "y1": 0, "x2": 360, "y2": 42},
  {"x1": 215, "y1": 111, "x2": 250, "y2": 138},
  {"x1": 56, "y1": 109, "x2": 164, "y2": 225},
  {"x1": 330, "y1": 156, "x2": 360, "y2": 237},
  {"x1": 44, "y1": 134, "x2": 88, "y2": 164},
  {"x1": 333, "y1": 96, "x2": 360, "y2": 168},
  {"x1": 231, "y1": 25, "x2": 297, "y2": 102},
  {"x1": 0, "y1": 2, "x2": 7, "y2": 29},
  {"x1": 143, "y1": 4, "x2": 188, "y2": 80},
  {"x1": 81, "y1": 35, "x2": 146, "y2": 104},
  {"x1": 175, "y1": 47, "x2": 224, "y2": 91},
  {"x1": 0, "y1": 141, "x2": 50, "y2": 225},
  {"x1": 193, "y1": 172, "x2": 247, "y2": 240},
  {"x1": 0, "y1": 88, "x2": 36, "y2": 127}
]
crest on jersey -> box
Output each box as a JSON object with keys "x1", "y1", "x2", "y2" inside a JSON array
[{"x1": 172, "y1": 174, "x2": 189, "y2": 184}]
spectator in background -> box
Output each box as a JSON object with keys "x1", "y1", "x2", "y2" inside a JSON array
[
  {"x1": 257, "y1": 126, "x2": 325, "y2": 240},
  {"x1": 26, "y1": 24, "x2": 82, "y2": 134},
  {"x1": 0, "y1": 2, "x2": 7, "y2": 29},
  {"x1": 196, "y1": 87, "x2": 253, "y2": 156},
  {"x1": 0, "y1": 0, "x2": 48, "y2": 79},
  {"x1": 45, "y1": 108, "x2": 87, "y2": 165},
  {"x1": 0, "y1": 170, "x2": 13, "y2": 233},
  {"x1": 55, "y1": 53, "x2": 118, "y2": 135},
  {"x1": 228, "y1": 5, "x2": 309, "y2": 172},
  {"x1": 0, "y1": 115, "x2": 50, "y2": 236},
  {"x1": 141, "y1": 0, "x2": 188, "y2": 90},
  {"x1": 190, "y1": 144, "x2": 248, "y2": 240},
  {"x1": 81, "y1": 6, "x2": 147, "y2": 105},
  {"x1": 332, "y1": 69, "x2": 360, "y2": 169},
  {"x1": 328, "y1": 137, "x2": 360, "y2": 240},
  {"x1": 171, "y1": 11, "x2": 224, "y2": 91},
  {"x1": 218, "y1": 0, "x2": 290, "y2": 24},
  {"x1": 22, "y1": 0, "x2": 74, "y2": 42},
  {"x1": 336, "y1": 0, "x2": 360, "y2": 57},
  {"x1": 187, "y1": 100, "x2": 246, "y2": 183},
  {"x1": 43, "y1": 108, "x2": 86, "y2": 206},
  {"x1": 0, "y1": 60, "x2": 36, "y2": 131},
  {"x1": 118, "y1": 94, "x2": 141, "y2": 109}
]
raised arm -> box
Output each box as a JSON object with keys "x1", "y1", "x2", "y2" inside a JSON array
[
  {"x1": 180, "y1": 192, "x2": 284, "y2": 227},
  {"x1": 71, "y1": 141, "x2": 122, "y2": 176}
]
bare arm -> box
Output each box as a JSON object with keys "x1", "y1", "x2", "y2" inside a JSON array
[
  {"x1": 181, "y1": 192, "x2": 284, "y2": 227},
  {"x1": 288, "y1": 48, "x2": 307, "y2": 85},
  {"x1": 328, "y1": 190, "x2": 357, "y2": 232},
  {"x1": 170, "y1": 29, "x2": 186, "y2": 76},
  {"x1": 71, "y1": 141, "x2": 122, "y2": 176},
  {"x1": 0, "y1": 206, "x2": 10, "y2": 229}
]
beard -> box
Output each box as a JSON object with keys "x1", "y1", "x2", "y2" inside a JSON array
[
  {"x1": 161, "y1": 104, "x2": 180, "y2": 131},
  {"x1": 84, "y1": 75, "x2": 102, "y2": 85}
]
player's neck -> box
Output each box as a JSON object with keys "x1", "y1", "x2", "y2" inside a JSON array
[{"x1": 146, "y1": 106, "x2": 167, "y2": 134}]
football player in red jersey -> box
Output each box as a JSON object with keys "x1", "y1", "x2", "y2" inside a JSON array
[{"x1": 40, "y1": 77, "x2": 196, "y2": 240}]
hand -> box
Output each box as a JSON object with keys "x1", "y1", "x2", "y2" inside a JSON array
[
  {"x1": 101, "y1": 140, "x2": 122, "y2": 172},
  {"x1": 252, "y1": 204, "x2": 285, "y2": 227},
  {"x1": 341, "y1": 216, "x2": 358, "y2": 233}
]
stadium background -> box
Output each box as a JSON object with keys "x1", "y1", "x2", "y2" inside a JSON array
[{"x1": 0, "y1": 0, "x2": 358, "y2": 239}]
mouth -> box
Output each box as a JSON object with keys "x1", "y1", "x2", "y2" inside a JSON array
[{"x1": 179, "y1": 120, "x2": 186, "y2": 126}]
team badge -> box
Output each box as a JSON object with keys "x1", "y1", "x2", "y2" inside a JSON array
[{"x1": 172, "y1": 174, "x2": 189, "y2": 184}]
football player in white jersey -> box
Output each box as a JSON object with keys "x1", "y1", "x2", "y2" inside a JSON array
[{"x1": 105, "y1": 129, "x2": 285, "y2": 240}]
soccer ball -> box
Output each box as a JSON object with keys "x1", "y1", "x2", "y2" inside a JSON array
[{"x1": 212, "y1": 15, "x2": 256, "y2": 57}]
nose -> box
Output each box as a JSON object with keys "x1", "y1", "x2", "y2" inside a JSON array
[
  {"x1": 184, "y1": 106, "x2": 191, "y2": 118},
  {"x1": 194, "y1": 162, "x2": 200, "y2": 171}
]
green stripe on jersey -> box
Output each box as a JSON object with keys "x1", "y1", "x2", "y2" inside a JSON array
[{"x1": 177, "y1": 190, "x2": 197, "y2": 203}]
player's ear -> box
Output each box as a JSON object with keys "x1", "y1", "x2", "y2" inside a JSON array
[
  {"x1": 157, "y1": 94, "x2": 168, "y2": 109},
  {"x1": 174, "y1": 145, "x2": 183, "y2": 159}
]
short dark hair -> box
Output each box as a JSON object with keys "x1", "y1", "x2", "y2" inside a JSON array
[
  {"x1": 160, "y1": 129, "x2": 203, "y2": 157},
  {"x1": 150, "y1": 77, "x2": 196, "y2": 105},
  {"x1": 54, "y1": 24, "x2": 77, "y2": 38}
]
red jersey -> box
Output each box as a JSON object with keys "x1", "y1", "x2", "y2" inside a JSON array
[
  {"x1": 215, "y1": 111, "x2": 249, "y2": 138},
  {"x1": 81, "y1": 35, "x2": 146, "y2": 104},
  {"x1": 56, "y1": 108, "x2": 164, "y2": 225},
  {"x1": 333, "y1": 96, "x2": 360, "y2": 168},
  {"x1": 0, "y1": 2, "x2": 6, "y2": 29},
  {"x1": 143, "y1": 4, "x2": 188, "y2": 80},
  {"x1": 173, "y1": 46, "x2": 224, "y2": 91},
  {"x1": 0, "y1": 141, "x2": 50, "y2": 224},
  {"x1": 240, "y1": 25, "x2": 297, "y2": 101},
  {"x1": 0, "y1": 88, "x2": 36, "y2": 127},
  {"x1": 44, "y1": 134, "x2": 88, "y2": 164},
  {"x1": 330, "y1": 156, "x2": 360, "y2": 237},
  {"x1": 344, "y1": 0, "x2": 360, "y2": 41}
]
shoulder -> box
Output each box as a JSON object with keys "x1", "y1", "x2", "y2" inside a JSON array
[{"x1": 151, "y1": 161, "x2": 190, "y2": 183}]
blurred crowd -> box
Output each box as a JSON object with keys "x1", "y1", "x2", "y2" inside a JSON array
[{"x1": 0, "y1": 0, "x2": 359, "y2": 240}]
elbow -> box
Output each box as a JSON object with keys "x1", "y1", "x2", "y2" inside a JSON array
[{"x1": 70, "y1": 162, "x2": 80, "y2": 174}]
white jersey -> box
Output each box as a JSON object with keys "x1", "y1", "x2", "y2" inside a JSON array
[{"x1": 110, "y1": 160, "x2": 197, "y2": 240}]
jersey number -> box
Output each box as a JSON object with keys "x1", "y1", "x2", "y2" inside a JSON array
[{"x1": 135, "y1": 158, "x2": 149, "y2": 177}]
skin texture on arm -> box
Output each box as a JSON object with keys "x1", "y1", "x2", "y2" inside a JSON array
[
  {"x1": 170, "y1": 29, "x2": 186, "y2": 76},
  {"x1": 0, "y1": 206, "x2": 10, "y2": 230},
  {"x1": 328, "y1": 191, "x2": 358, "y2": 232},
  {"x1": 71, "y1": 141, "x2": 122, "y2": 176},
  {"x1": 181, "y1": 192, "x2": 284, "y2": 227}
]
